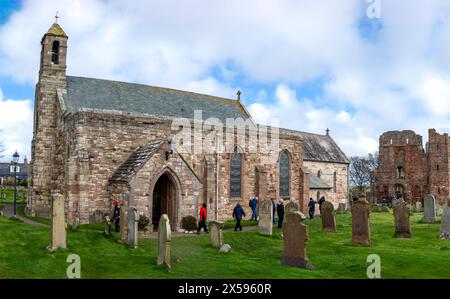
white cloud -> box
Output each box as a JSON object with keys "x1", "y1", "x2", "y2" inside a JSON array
[{"x1": 0, "y1": 87, "x2": 33, "y2": 162}]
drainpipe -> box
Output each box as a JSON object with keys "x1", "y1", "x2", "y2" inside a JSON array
[{"x1": 215, "y1": 130, "x2": 220, "y2": 220}]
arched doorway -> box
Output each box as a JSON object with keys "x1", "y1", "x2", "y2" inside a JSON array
[{"x1": 152, "y1": 172, "x2": 177, "y2": 230}]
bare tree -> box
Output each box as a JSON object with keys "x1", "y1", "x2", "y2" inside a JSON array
[{"x1": 349, "y1": 152, "x2": 379, "y2": 194}]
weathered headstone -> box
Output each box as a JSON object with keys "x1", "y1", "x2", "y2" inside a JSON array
[
  {"x1": 220, "y1": 244, "x2": 232, "y2": 253},
  {"x1": 351, "y1": 197, "x2": 371, "y2": 245},
  {"x1": 127, "y1": 207, "x2": 139, "y2": 248},
  {"x1": 394, "y1": 199, "x2": 412, "y2": 238},
  {"x1": 381, "y1": 206, "x2": 390, "y2": 213},
  {"x1": 120, "y1": 204, "x2": 127, "y2": 242},
  {"x1": 49, "y1": 193, "x2": 67, "y2": 251},
  {"x1": 210, "y1": 220, "x2": 224, "y2": 248},
  {"x1": 423, "y1": 194, "x2": 437, "y2": 223},
  {"x1": 157, "y1": 214, "x2": 171, "y2": 269},
  {"x1": 71, "y1": 217, "x2": 80, "y2": 231},
  {"x1": 282, "y1": 211, "x2": 314, "y2": 270},
  {"x1": 104, "y1": 215, "x2": 112, "y2": 236},
  {"x1": 415, "y1": 202, "x2": 423, "y2": 213},
  {"x1": 321, "y1": 201, "x2": 336, "y2": 232},
  {"x1": 285, "y1": 200, "x2": 300, "y2": 214},
  {"x1": 337, "y1": 203, "x2": 347, "y2": 214},
  {"x1": 439, "y1": 199, "x2": 450, "y2": 240},
  {"x1": 258, "y1": 200, "x2": 273, "y2": 236}
]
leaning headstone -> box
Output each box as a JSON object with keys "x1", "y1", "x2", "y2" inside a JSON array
[
  {"x1": 49, "y1": 193, "x2": 67, "y2": 251},
  {"x1": 351, "y1": 197, "x2": 371, "y2": 245},
  {"x1": 210, "y1": 220, "x2": 224, "y2": 248},
  {"x1": 157, "y1": 214, "x2": 171, "y2": 269},
  {"x1": 282, "y1": 211, "x2": 314, "y2": 270},
  {"x1": 423, "y1": 194, "x2": 437, "y2": 223},
  {"x1": 104, "y1": 216, "x2": 112, "y2": 236},
  {"x1": 285, "y1": 200, "x2": 300, "y2": 214},
  {"x1": 321, "y1": 201, "x2": 336, "y2": 233},
  {"x1": 258, "y1": 200, "x2": 273, "y2": 236},
  {"x1": 394, "y1": 199, "x2": 412, "y2": 238},
  {"x1": 439, "y1": 199, "x2": 450, "y2": 240},
  {"x1": 127, "y1": 207, "x2": 139, "y2": 248}
]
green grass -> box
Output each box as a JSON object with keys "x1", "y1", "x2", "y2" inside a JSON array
[
  {"x1": 17, "y1": 205, "x2": 51, "y2": 226},
  {"x1": 0, "y1": 212, "x2": 449, "y2": 278},
  {"x1": 223, "y1": 219, "x2": 258, "y2": 230},
  {"x1": 0, "y1": 188, "x2": 27, "y2": 203}
]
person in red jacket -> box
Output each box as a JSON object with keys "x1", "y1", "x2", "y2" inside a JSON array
[{"x1": 197, "y1": 203, "x2": 208, "y2": 234}]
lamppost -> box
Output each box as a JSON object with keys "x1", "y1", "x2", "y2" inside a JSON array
[{"x1": 12, "y1": 151, "x2": 19, "y2": 216}]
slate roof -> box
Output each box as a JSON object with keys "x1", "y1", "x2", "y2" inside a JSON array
[
  {"x1": 309, "y1": 174, "x2": 332, "y2": 189},
  {"x1": 0, "y1": 163, "x2": 29, "y2": 180},
  {"x1": 109, "y1": 141, "x2": 163, "y2": 182},
  {"x1": 62, "y1": 76, "x2": 250, "y2": 122},
  {"x1": 280, "y1": 129, "x2": 349, "y2": 164}
]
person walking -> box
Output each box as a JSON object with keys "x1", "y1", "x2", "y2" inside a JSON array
[
  {"x1": 250, "y1": 197, "x2": 258, "y2": 221},
  {"x1": 232, "y1": 202, "x2": 246, "y2": 231},
  {"x1": 197, "y1": 203, "x2": 208, "y2": 234},
  {"x1": 271, "y1": 198, "x2": 277, "y2": 225},
  {"x1": 308, "y1": 198, "x2": 316, "y2": 219},
  {"x1": 318, "y1": 196, "x2": 326, "y2": 212},
  {"x1": 112, "y1": 200, "x2": 120, "y2": 233},
  {"x1": 276, "y1": 198, "x2": 285, "y2": 229}
]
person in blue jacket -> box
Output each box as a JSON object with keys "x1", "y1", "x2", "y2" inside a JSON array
[
  {"x1": 232, "y1": 203, "x2": 246, "y2": 231},
  {"x1": 249, "y1": 197, "x2": 258, "y2": 221}
]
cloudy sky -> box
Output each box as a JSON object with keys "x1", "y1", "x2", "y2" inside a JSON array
[{"x1": 1, "y1": 0, "x2": 450, "y2": 162}]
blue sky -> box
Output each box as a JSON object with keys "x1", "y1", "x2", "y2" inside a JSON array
[{"x1": 1, "y1": 0, "x2": 450, "y2": 162}]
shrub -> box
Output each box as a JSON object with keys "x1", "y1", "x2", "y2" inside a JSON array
[
  {"x1": 138, "y1": 215, "x2": 150, "y2": 231},
  {"x1": 181, "y1": 215, "x2": 197, "y2": 231}
]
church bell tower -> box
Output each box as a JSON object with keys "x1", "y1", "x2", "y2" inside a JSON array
[{"x1": 29, "y1": 19, "x2": 68, "y2": 217}]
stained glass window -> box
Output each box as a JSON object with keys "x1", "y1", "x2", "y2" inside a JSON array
[
  {"x1": 230, "y1": 147, "x2": 242, "y2": 197},
  {"x1": 279, "y1": 151, "x2": 290, "y2": 197}
]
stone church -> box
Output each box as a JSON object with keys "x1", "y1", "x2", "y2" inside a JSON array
[
  {"x1": 28, "y1": 22, "x2": 349, "y2": 229},
  {"x1": 375, "y1": 129, "x2": 450, "y2": 204}
]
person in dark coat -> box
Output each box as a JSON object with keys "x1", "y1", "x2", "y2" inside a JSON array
[
  {"x1": 197, "y1": 203, "x2": 208, "y2": 234},
  {"x1": 232, "y1": 203, "x2": 246, "y2": 231},
  {"x1": 276, "y1": 199, "x2": 285, "y2": 229},
  {"x1": 318, "y1": 196, "x2": 325, "y2": 212},
  {"x1": 271, "y1": 198, "x2": 277, "y2": 225},
  {"x1": 308, "y1": 198, "x2": 316, "y2": 219},
  {"x1": 112, "y1": 200, "x2": 120, "y2": 232}
]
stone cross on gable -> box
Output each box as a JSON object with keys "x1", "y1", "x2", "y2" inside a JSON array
[
  {"x1": 237, "y1": 90, "x2": 241, "y2": 101},
  {"x1": 55, "y1": 11, "x2": 59, "y2": 23}
]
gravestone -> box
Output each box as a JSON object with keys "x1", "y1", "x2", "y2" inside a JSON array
[
  {"x1": 282, "y1": 211, "x2": 314, "y2": 270},
  {"x1": 321, "y1": 201, "x2": 336, "y2": 232},
  {"x1": 49, "y1": 193, "x2": 67, "y2": 251},
  {"x1": 351, "y1": 197, "x2": 371, "y2": 245},
  {"x1": 210, "y1": 221, "x2": 224, "y2": 248},
  {"x1": 127, "y1": 207, "x2": 139, "y2": 248},
  {"x1": 337, "y1": 203, "x2": 347, "y2": 214},
  {"x1": 285, "y1": 200, "x2": 300, "y2": 214},
  {"x1": 415, "y1": 202, "x2": 423, "y2": 213},
  {"x1": 71, "y1": 217, "x2": 80, "y2": 231},
  {"x1": 104, "y1": 215, "x2": 112, "y2": 236},
  {"x1": 381, "y1": 206, "x2": 390, "y2": 213},
  {"x1": 220, "y1": 244, "x2": 232, "y2": 253},
  {"x1": 157, "y1": 214, "x2": 171, "y2": 269},
  {"x1": 258, "y1": 200, "x2": 273, "y2": 236},
  {"x1": 394, "y1": 199, "x2": 412, "y2": 238},
  {"x1": 439, "y1": 199, "x2": 450, "y2": 240},
  {"x1": 120, "y1": 204, "x2": 128, "y2": 242},
  {"x1": 423, "y1": 195, "x2": 437, "y2": 223}
]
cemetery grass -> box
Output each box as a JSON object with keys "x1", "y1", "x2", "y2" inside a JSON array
[{"x1": 0, "y1": 212, "x2": 449, "y2": 278}]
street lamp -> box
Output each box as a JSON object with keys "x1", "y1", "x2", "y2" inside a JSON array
[{"x1": 12, "y1": 151, "x2": 19, "y2": 216}]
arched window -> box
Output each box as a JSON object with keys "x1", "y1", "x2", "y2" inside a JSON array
[
  {"x1": 333, "y1": 172, "x2": 337, "y2": 193},
  {"x1": 230, "y1": 147, "x2": 242, "y2": 198},
  {"x1": 51, "y1": 40, "x2": 60, "y2": 64},
  {"x1": 279, "y1": 150, "x2": 290, "y2": 198}
]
